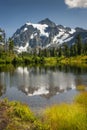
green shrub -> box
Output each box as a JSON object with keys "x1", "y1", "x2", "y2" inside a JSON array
[
  {"x1": 8, "y1": 101, "x2": 35, "y2": 122},
  {"x1": 0, "y1": 99, "x2": 49, "y2": 130},
  {"x1": 12, "y1": 57, "x2": 23, "y2": 64},
  {"x1": 6, "y1": 57, "x2": 12, "y2": 64},
  {"x1": 0, "y1": 58, "x2": 6, "y2": 64},
  {"x1": 23, "y1": 57, "x2": 31, "y2": 64}
]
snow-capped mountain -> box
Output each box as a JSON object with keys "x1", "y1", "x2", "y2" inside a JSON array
[{"x1": 12, "y1": 18, "x2": 87, "y2": 52}]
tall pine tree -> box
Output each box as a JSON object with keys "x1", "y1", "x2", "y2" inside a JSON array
[{"x1": 76, "y1": 34, "x2": 82, "y2": 55}]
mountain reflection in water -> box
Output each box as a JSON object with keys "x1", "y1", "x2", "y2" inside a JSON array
[
  {"x1": 16, "y1": 67, "x2": 76, "y2": 97},
  {"x1": 0, "y1": 66, "x2": 76, "y2": 98},
  {"x1": 0, "y1": 65, "x2": 87, "y2": 111}
]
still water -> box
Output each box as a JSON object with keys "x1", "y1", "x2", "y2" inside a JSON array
[{"x1": 0, "y1": 65, "x2": 87, "y2": 111}]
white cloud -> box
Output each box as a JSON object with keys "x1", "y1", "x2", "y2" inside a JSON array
[{"x1": 65, "y1": 0, "x2": 87, "y2": 8}]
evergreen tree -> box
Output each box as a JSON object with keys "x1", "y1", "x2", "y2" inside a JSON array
[
  {"x1": 58, "y1": 46, "x2": 62, "y2": 57},
  {"x1": 70, "y1": 45, "x2": 74, "y2": 57},
  {"x1": 0, "y1": 35, "x2": 3, "y2": 42},
  {"x1": 73, "y1": 44, "x2": 77, "y2": 56},
  {"x1": 38, "y1": 48, "x2": 42, "y2": 57},
  {"x1": 50, "y1": 48, "x2": 57, "y2": 57},
  {"x1": 76, "y1": 34, "x2": 82, "y2": 55},
  {"x1": 43, "y1": 48, "x2": 48, "y2": 57},
  {"x1": 50, "y1": 48, "x2": 54, "y2": 57},
  {"x1": 33, "y1": 48, "x2": 37, "y2": 56},
  {"x1": 83, "y1": 42, "x2": 87, "y2": 55},
  {"x1": 63, "y1": 43, "x2": 70, "y2": 57},
  {"x1": 8, "y1": 38, "x2": 14, "y2": 52}
]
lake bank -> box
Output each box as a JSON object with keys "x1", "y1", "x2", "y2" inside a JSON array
[
  {"x1": 0, "y1": 52, "x2": 87, "y2": 67},
  {"x1": 44, "y1": 55, "x2": 87, "y2": 67},
  {"x1": 0, "y1": 91, "x2": 87, "y2": 130}
]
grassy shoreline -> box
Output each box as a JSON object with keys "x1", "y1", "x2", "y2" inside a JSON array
[
  {"x1": 0, "y1": 54, "x2": 87, "y2": 67},
  {"x1": 0, "y1": 91, "x2": 87, "y2": 130}
]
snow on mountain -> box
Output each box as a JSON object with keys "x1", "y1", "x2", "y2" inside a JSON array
[
  {"x1": 64, "y1": 36, "x2": 74, "y2": 43},
  {"x1": 69, "y1": 29, "x2": 76, "y2": 34},
  {"x1": 30, "y1": 33, "x2": 37, "y2": 39},
  {"x1": 24, "y1": 27, "x2": 28, "y2": 32},
  {"x1": 26, "y1": 22, "x2": 49, "y2": 37},
  {"x1": 15, "y1": 42, "x2": 29, "y2": 53},
  {"x1": 12, "y1": 18, "x2": 87, "y2": 52},
  {"x1": 53, "y1": 28, "x2": 75, "y2": 44}
]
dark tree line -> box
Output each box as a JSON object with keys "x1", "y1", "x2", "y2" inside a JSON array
[
  {"x1": 0, "y1": 33, "x2": 87, "y2": 58},
  {"x1": 0, "y1": 34, "x2": 14, "y2": 52},
  {"x1": 37, "y1": 34, "x2": 87, "y2": 57}
]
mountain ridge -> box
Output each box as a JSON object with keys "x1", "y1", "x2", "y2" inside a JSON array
[{"x1": 12, "y1": 18, "x2": 87, "y2": 53}]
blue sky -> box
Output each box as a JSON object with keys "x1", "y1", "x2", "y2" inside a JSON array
[{"x1": 0, "y1": 0, "x2": 87, "y2": 38}]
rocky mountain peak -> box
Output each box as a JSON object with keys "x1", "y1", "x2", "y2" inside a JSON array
[
  {"x1": 38, "y1": 18, "x2": 56, "y2": 27},
  {"x1": 12, "y1": 18, "x2": 87, "y2": 53}
]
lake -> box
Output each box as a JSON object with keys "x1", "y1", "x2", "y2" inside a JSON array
[{"x1": 0, "y1": 65, "x2": 87, "y2": 112}]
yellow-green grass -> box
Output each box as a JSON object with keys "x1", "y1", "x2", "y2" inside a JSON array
[
  {"x1": 44, "y1": 103, "x2": 87, "y2": 130},
  {"x1": 0, "y1": 52, "x2": 87, "y2": 66},
  {"x1": 75, "y1": 91, "x2": 87, "y2": 106},
  {"x1": 42, "y1": 55, "x2": 87, "y2": 67},
  {"x1": 44, "y1": 57, "x2": 58, "y2": 66},
  {"x1": 58, "y1": 55, "x2": 87, "y2": 66},
  {"x1": 43, "y1": 91, "x2": 87, "y2": 130},
  {"x1": 76, "y1": 85, "x2": 86, "y2": 91}
]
